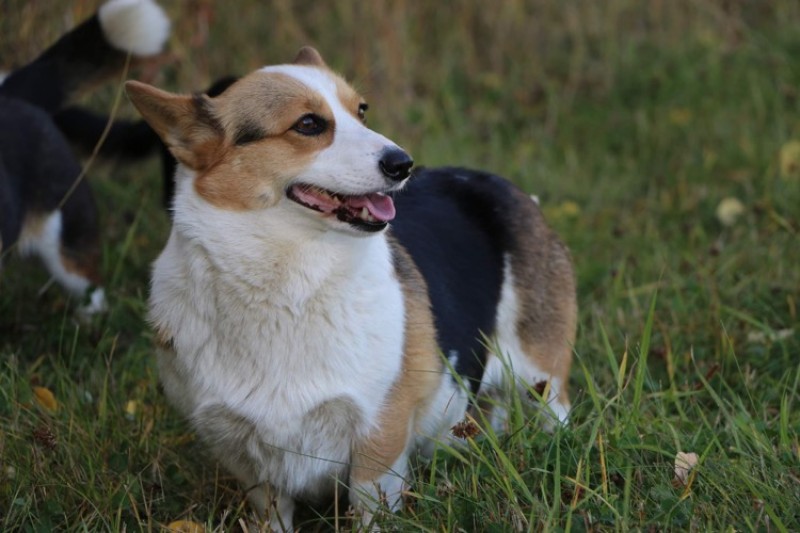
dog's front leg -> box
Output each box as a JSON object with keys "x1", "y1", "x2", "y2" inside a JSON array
[
  {"x1": 349, "y1": 421, "x2": 412, "y2": 529},
  {"x1": 246, "y1": 482, "x2": 295, "y2": 532}
]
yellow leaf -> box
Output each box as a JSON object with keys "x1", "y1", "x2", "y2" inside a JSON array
[
  {"x1": 124, "y1": 400, "x2": 138, "y2": 418},
  {"x1": 33, "y1": 386, "x2": 58, "y2": 412},
  {"x1": 559, "y1": 201, "x2": 581, "y2": 217},
  {"x1": 715, "y1": 197, "x2": 745, "y2": 227},
  {"x1": 780, "y1": 140, "x2": 800, "y2": 180},
  {"x1": 668, "y1": 107, "x2": 692, "y2": 126},
  {"x1": 544, "y1": 200, "x2": 581, "y2": 222},
  {"x1": 164, "y1": 521, "x2": 205, "y2": 533}
]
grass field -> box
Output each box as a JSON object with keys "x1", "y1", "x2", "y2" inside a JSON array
[{"x1": 1, "y1": 0, "x2": 799, "y2": 530}]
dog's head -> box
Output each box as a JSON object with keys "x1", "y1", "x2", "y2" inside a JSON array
[{"x1": 126, "y1": 47, "x2": 412, "y2": 234}]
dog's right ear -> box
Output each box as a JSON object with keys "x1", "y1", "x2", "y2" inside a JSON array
[{"x1": 125, "y1": 80, "x2": 225, "y2": 172}]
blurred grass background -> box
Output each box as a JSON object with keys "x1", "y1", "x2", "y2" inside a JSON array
[{"x1": 1, "y1": 0, "x2": 799, "y2": 530}]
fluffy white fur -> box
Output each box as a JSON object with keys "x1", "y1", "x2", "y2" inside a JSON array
[{"x1": 98, "y1": 0, "x2": 170, "y2": 56}]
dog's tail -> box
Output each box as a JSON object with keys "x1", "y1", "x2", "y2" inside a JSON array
[{"x1": 0, "y1": 0, "x2": 170, "y2": 113}]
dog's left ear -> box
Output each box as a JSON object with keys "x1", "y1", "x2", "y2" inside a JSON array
[
  {"x1": 125, "y1": 80, "x2": 225, "y2": 172},
  {"x1": 293, "y1": 46, "x2": 327, "y2": 68}
]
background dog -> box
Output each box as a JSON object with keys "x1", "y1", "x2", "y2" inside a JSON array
[
  {"x1": 127, "y1": 46, "x2": 576, "y2": 529},
  {"x1": 0, "y1": 0, "x2": 169, "y2": 314}
]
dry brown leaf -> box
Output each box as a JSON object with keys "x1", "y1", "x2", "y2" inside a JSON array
[
  {"x1": 32, "y1": 425, "x2": 57, "y2": 451},
  {"x1": 451, "y1": 417, "x2": 480, "y2": 439}
]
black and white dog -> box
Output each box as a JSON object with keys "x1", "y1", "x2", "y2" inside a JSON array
[{"x1": 0, "y1": 0, "x2": 169, "y2": 314}]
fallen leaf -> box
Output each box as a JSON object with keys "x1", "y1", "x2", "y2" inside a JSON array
[
  {"x1": 544, "y1": 201, "x2": 581, "y2": 222},
  {"x1": 747, "y1": 328, "x2": 794, "y2": 344},
  {"x1": 33, "y1": 386, "x2": 58, "y2": 413},
  {"x1": 164, "y1": 520, "x2": 205, "y2": 533},
  {"x1": 674, "y1": 451, "x2": 699, "y2": 486},
  {"x1": 124, "y1": 400, "x2": 138, "y2": 418},
  {"x1": 779, "y1": 140, "x2": 800, "y2": 180},
  {"x1": 715, "y1": 197, "x2": 745, "y2": 226},
  {"x1": 668, "y1": 107, "x2": 692, "y2": 126}
]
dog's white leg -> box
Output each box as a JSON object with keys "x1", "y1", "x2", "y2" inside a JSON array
[
  {"x1": 479, "y1": 256, "x2": 573, "y2": 430},
  {"x1": 350, "y1": 448, "x2": 409, "y2": 530},
  {"x1": 18, "y1": 210, "x2": 106, "y2": 315},
  {"x1": 415, "y1": 368, "x2": 472, "y2": 455},
  {"x1": 76, "y1": 287, "x2": 107, "y2": 317},
  {"x1": 246, "y1": 485, "x2": 295, "y2": 532}
]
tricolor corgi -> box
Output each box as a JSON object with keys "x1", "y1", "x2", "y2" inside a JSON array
[
  {"x1": 0, "y1": 0, "x2": 169, "y2": 314},
  {"x1": 127, "y1": 47, "x2": 576, "y2": 529}
]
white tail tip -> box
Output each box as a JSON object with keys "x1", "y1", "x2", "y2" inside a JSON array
[{"x1": 98, "y1": 0, "x2": 170, "y2": 57}]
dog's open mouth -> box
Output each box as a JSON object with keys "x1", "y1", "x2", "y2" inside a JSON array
[{"x1": 287, "y1": 184, "x2": 396, "y2": 231}]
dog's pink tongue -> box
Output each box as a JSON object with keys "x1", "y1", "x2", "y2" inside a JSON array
[{"x1": 348, "y1": 193, "x2": 396, "y2": 222}]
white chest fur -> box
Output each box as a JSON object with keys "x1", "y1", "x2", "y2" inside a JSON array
[{"x1": 149, "y1": 194, "x2": 406, "y2": 497}]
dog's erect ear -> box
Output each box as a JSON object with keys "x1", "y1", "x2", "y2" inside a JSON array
[
  {"x1": 293, "y1": 46, "x2": 327, "y2": 68},
  {"x1": 125, "y1": 80, "x2": 225, "y2": 172}
]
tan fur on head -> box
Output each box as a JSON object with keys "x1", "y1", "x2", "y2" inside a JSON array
[{"x1": 126, "y1": 69, "x2": 343, "y2": 210}]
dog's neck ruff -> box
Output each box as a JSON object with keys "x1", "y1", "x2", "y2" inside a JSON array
[
  {"x1": 167, "y1": 173, "x2": 392, "y2": 305},
  {"x1": 151, "y1": 172, "x2": 406, "y2": 396}
]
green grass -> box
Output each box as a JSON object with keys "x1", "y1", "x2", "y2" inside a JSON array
[{"x1": 1, "y1": 0, "x2": 799, "y2": 530}]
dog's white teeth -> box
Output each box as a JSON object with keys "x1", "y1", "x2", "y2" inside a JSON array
[{"x1": 360, "y1": 207, "x2": 370, "y2": 220}]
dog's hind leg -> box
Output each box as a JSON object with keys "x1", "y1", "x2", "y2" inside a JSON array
[
  {"x1": 479, "y1": 261, "x2": 574, "y2": 431},
  {"x1": 18, "y1": 206, "x2": 106, "y2": 316},
  {"x1": 479, "y1": 240, "x2": 577, "y2": 430}
]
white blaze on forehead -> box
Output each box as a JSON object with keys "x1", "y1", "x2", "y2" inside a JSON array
[{"x1": 261, "y1": 65, "x2": 346, "y2": 115}]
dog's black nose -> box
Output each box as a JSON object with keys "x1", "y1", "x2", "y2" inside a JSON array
[{"x1": 379, "y1": 148, "x2": 413, "y2": 181}]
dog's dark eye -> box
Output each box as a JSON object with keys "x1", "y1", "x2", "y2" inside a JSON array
[
  {"x1": 358, "y1": 103, "x2": 368, "y2": 122},
  {"x1": 292, "y1": 114, "x2": 327, "y2": 136}
]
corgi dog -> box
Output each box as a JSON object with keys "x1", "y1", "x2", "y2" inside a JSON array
[
  {"x1": 0, "y1": 0, "x2": 169, "y2": 314},
  {"x1": 127, "y1": 47, "x2": 576, "y2": 529}
]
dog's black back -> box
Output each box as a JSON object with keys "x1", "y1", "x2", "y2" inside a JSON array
[{"x1": 391, "y1": 167, "x2": 525, "y2": 390}]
